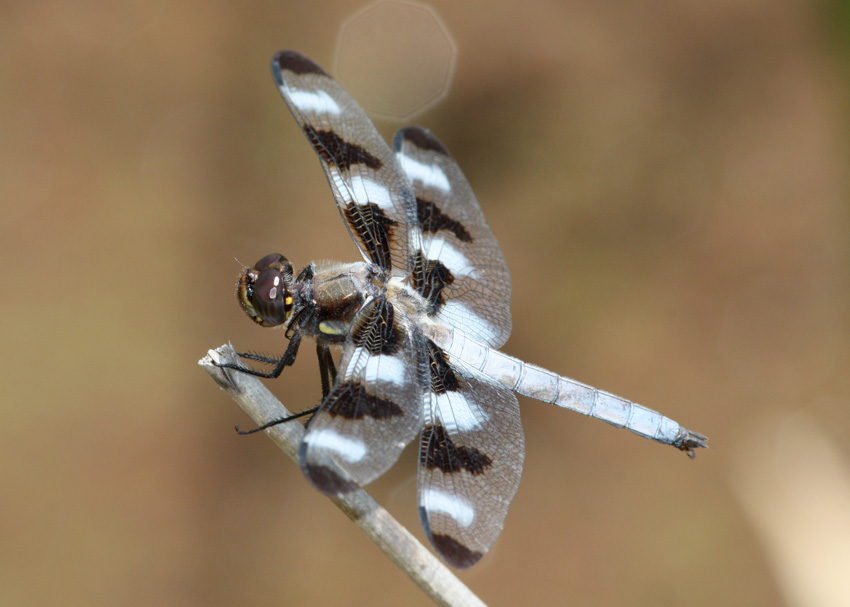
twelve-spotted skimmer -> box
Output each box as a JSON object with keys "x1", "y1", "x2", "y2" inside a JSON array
[{"x1": 222, "y1": 50, "x2": 707, "y2": 568}]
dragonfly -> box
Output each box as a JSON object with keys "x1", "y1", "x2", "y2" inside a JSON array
[{"x1": 220, "y1": 50, "x2": 707, "y2": 569}]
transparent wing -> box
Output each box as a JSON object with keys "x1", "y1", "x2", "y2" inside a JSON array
[
  {"x1": 298, "y1": 297, "x2": 424, "y2": 495},
  {"x1": 418, "y1": 340, "x2": 524, "y2": 568},
  {"x1": 394, "y1": 126, "x2": 512, "y2": 347},
  {"x1": 272, "y1": 51, "x2": 422, "y2": 272}
]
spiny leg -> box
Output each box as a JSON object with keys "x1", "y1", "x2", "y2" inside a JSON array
[
  {"x1": 215, "y1": 334, "x2": 302, "y2": 379},
  {"x1": 231, "y1": 338, "x2": 322, "y2": 433},
  {"x1": 215, "y1": 334, "x2": 319, "y2": 433},
  {"x1": 235, "y1": 406, "x2": 318, "y2": 435}
]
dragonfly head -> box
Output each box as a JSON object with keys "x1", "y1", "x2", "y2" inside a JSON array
[{"x1": 237, "y1": 253, "x2": 295, "y2": 328}]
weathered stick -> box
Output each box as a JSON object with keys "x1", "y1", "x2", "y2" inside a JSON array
[{"x1": 199, "y1": 344, "x2": 487, "y2": 607}]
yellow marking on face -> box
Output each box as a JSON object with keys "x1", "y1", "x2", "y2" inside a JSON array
[{"x1": 285, "y1": 296, "x2": 293, "y2": 306}]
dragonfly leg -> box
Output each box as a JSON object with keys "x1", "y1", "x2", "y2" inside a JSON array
[{"x1": 214, "y1": 334, "x2": 302, "y2": 379}]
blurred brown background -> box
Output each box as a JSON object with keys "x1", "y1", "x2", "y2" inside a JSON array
[{"x1": 2, "y1": 1, "x2": 849, "y2": 606}]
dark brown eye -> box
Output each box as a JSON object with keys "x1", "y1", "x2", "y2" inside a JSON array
[
  {"x1": 253, "y1": 253, "x2": 293, "y2": 279},
  {"x1": 236, "y1": 253, "x2": 294, "y2": 327},
  {"x1": 251, "y1": 267, "x2": 291, "y2": 326}
]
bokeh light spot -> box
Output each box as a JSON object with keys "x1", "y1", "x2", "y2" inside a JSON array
[{"x1": 335, "y1": 1, "x2": 456, "y2": 120}]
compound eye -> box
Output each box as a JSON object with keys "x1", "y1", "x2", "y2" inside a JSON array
[
  {"x1": 251, "y1": 268, "x2": 291, "y2": 326},
  {"x1": 253, "y1": 253, "x2": 292, "y2": 277}
]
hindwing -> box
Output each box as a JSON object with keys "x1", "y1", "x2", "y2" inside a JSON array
[{"x1": 418, "y1": 340, "x2": 524, "y2": 567}]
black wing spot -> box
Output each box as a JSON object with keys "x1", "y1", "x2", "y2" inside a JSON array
[
  {"x1": 326, "y1": 380, "x2": 404, "y2": 419},
  {"x1": 302, "y1": 463, "x2": 359, "y2": 495},
  {"x1": 349, "y1": 299, "x2": 402, "y2": 356},
  {"x1": 421, "y1": 423, "x2": 492, "y2": 476},
  {"x1": 274, "y1": 51, "x2": 328, "y2": 76},
  {"x1": 425, "y1": 341, "x2": 459, "y2": 394},
  {"x1": 308, "y1": 129, "x2": 383, "y2": 170},
  {"x1": 416, "y1": 197, "x2": 472, "y2": 243},
  {"x1": 344, "y1": 202, "x2": 396, "y2": 270},
  {"x1": 401, "y1": 126, "x2": 450, "y2": 156},
  {"x1": 410, "y1": 251, "x2": 454, "y2": 313},
  {"x1": 422, "y1": 525, "x2": 483, "y2": 569}
]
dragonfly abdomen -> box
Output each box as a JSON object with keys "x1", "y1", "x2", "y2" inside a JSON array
[{"x1": 430, "y1": 326, "x2": 706, "y2": 454}]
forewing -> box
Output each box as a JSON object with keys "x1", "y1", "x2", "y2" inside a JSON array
[
  {"x1": 418, "y1": 340, "x2": 525, "y2": 568},
  {"x1": 299, "y1": 297, "x2": 423, "y2": 495},
  {"x1": 272, "y1": 51, "x2": 421, "y2": 272},
  {"x1": 394, "y1": 127, "x2": 512, "y2": 347}
]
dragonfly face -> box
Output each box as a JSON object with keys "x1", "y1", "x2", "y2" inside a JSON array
[{"x1": 237, "y1": 253, "x2": 295, "y2": 328}]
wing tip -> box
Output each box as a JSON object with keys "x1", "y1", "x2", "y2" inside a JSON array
[
  {"x1": 300, "y1": 462, "x2": 360, "y2": 495},
  {"x1": 271, "y1": 50, "x2": 328, "y2": 81},
  {"x1": 430, "y1": 534, "x2": 484, "y2": 568},
  {"x1": 395, "y1": 126, "x2": 451, "y2": 156},
  {"x1": 419, "y1": 506, "x2": 485, "y2": 568}
]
